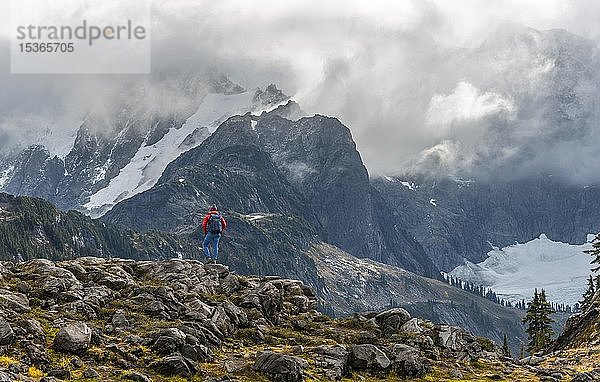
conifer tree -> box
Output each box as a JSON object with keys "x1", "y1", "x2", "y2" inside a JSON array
[
  {"x1": 502, "y1": 334, "x2": 511, "y2": 357},
  {"x1": 585, "y1": 234, "x2": 600, "y2": 273},
  {"x1": 579, "y1": 275, "x2": 596, "y2": 312},
  {"x1": 522, "y1": 288, "x2": 555, "y2": 354}
]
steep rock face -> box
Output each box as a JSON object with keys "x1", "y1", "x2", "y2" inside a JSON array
[
  {"x1": 256, "y1": 113, "x2": 372, "y2": 256},
  {"x1": 106, "y1": 111, "x2": 438, "y2": 277},
  {"x1": 373, "y1": 176, "x2": 600, "y2": 271},
  {"x1": 104, "y1": 143, "x2": 315, "y2": 233},
  {"x1": 2, "y1": 146, "x2": 65, "y2": 203},
  {"x1": 3, "y1": 100, "x2": 197, "y2": 211}
]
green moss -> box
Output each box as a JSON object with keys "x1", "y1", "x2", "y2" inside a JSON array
[
  {"x1": 336, "y1": 317, "x2": 374, "y2": 331},
  {"x1": 235, "y1": 328, "x2": 261, "y2": 346},
  {"x1": 389, "y1": 331, "x2": 419, "y2": 343},
  {"x1": 475, "y1": 336, "x2": 496, "y2": 352}
]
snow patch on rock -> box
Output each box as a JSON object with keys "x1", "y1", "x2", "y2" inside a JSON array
[{"x1": 0, "y1": 166, "x2": 14, "y2": 189}]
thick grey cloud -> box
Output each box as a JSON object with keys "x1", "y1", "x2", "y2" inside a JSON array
[{"x1": 2, "y1": 0, "x2": 600, "y2": 183}]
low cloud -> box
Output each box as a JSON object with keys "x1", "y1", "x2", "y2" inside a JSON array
[
  {"x1": 2, "y1": 0, "x2": 600, "y2": 183},
  {"x1": 426, "y1": 82, "x2": 515, "y2": 133}
]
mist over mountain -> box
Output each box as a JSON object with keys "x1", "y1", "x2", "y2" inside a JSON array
[{"x1": 3, "y1": 1, "x2": 600, "y2": 183}]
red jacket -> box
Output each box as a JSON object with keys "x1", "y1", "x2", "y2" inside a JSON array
[{"x1": 202, "y1": 211, "x2": 227, "y2": 234}]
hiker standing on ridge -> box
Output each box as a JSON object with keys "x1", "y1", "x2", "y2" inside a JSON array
[{"x1": 202, "y1": 204, "x2": 227, "y2": 263}]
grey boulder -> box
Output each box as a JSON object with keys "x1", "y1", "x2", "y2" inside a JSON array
[
  {"x1": 350, "y1": 344, "x2": 391, "y2": 370},
  {"x1": 0, "y1": 320, "x2": 14, "y2": 345},
  {"x1": 53, "y1": 322, "x2": 92, "y2": 354},
  {"x1": 374, "y1": 308, "x2": 411, "y2": 336},
  {"x1": 253, "y1": 350, "x2": 307, "y2": 382}
]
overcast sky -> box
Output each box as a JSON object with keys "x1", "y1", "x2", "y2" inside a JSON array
[{"x1": 2, "y1": 0, "x2": 600, "y2": 182}]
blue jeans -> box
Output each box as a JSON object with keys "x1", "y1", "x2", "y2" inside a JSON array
[{"x1": 203, "y1": 232, "x2": 221, "y2": 260}]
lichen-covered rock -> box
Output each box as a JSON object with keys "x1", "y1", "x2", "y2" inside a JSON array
[
  {"x1": 0, "y1": 371, "x2": 16, "y2": 382},
  {"x1": 350, "y1": 344, "x2": 391, "y2": 370},
  {"x1": 387, "y1": 343, "x2": 429, "y2": 377},
  {"x1": 53, "y1": 322, "x2": 92, "y2": 354},
  {"x1": 82, "y1": 368, "x2": 100, "y2": 378},
  {"x1": 571, "y1": 369, "x2": 600, "y2": 382},
  {"x1": 374, "y1": 308, "x2": 411, "y2": 336},
  {"x1": 312, "y1": 345, "x2": 350, "y2": 379},
  {"x1": 223, "y1": 301, "x2": 248, "y2": 327},
  {"x1": 150, "y1": 328, "x2": 186, "y2": 355},
  {"x1": 258, "y1": 283, "x2": 284, "y2": 324},
  {"x1": 211, "y1": 306, "x2": 234, "y2": 336},
  {"x1": 434, "y1": 324, "x2": 468, "y2": 351},
  {"x1": 0, "y1": 320, "x2": 14, "y2": 345},
  {"x1": 151, "y1": 353, "x2": 196, "y2": 377},
  {"x1": 401, "y1": 317, "x2": 426, "y2": 334},
  {"x1": 111, "y1": 310, "x2": 130, "y2": 329},
  {"x1": 122, "y1": 371, "x2": 151, "y2": 382},
  {"x1": 0, "y1": 289, "x2": 30, "y2": 314},
  {"x1": 253, "y1": 350, "x2": 307, "y2": 382}
]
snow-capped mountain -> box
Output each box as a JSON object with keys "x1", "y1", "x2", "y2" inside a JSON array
[
  {"x1": 0, "y1": 78, "x2": 290, "y2": 216},
  {"x1": 84, "y1": 89, "x2": 283, "y2": 216},
  {"x1": 449, "y1": 234, "x2": 596, "y2": 305}
]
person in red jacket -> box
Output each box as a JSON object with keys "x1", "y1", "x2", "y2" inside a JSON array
[{"x1": 201, "y1": 204, "x2": 227, "y2": 263}]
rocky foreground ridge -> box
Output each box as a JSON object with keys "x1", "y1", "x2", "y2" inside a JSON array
[{"x1": 0, "y1": 257, "x2": 595, "y2": 382}]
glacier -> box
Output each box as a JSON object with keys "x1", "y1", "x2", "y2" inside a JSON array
[{"x1": 449, "y1": 233, "x2": 596, "y2": 306}]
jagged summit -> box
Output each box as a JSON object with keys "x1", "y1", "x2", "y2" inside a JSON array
[
  {"x1": 0, "y1": 78, "x2": 287, "y2": 216},
  {"x1": 252, "y1": 84, "x2": 289, "y2": 107},
  {"x1": 261, "y1": 99, "x2": 305, "y2": 120},
  {"x1": 208, "y1": 73, "x2": 246, "y2": 95}
]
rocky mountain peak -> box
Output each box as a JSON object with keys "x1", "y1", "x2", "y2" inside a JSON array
[
  {"x1": 208, "y1": 74, "x2": 246, "y2": 95},
  {"x1": 263, "y1": 99, "x2": 305, "y2": 120},
  {"x1": 253, "y1": 84, "x2": 289, "y2": 107}
]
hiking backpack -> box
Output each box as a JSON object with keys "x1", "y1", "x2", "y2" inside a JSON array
[{"x1": 208, "y1": 213, "x2": 223, "y2": 234}]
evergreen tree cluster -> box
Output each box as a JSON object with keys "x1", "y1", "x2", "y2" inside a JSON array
[
  {"x1": 549, "y1": 302, "x2": 574, "y2": 313},
  {"x1": 522, "y1": 289, "x2": 554, "y2": 354},
  {"x1": 443, "y1": 274, "x2": 574, "y2": 313},
  {"x1": 579, "y1": 274, "x2": 600, "y2": 313},
  {"x1": 443, "y1": 274, "x2": 514, "y2": 308},
  {"x1": 0, "y1": 193, "x2": 198, "y2": 261}
]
